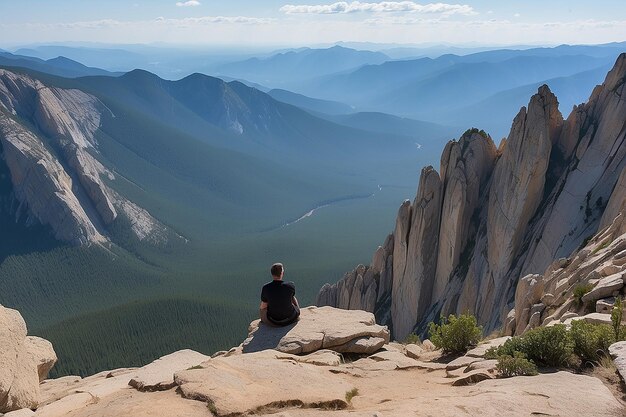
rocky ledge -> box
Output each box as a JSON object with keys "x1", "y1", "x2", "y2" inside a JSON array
[{"x1": 2, "y1": 304, "x2": 625, "y2": 417}]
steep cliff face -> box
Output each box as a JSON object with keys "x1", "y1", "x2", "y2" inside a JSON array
[
  {"x1": 0, "y1": 69, "x2": 167, "y2": 245},
  {"x1": 317, "y1": 53, "x2": 626, "y2": 340}
]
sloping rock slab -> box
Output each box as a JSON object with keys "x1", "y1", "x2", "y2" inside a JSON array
[
  {"x1": 451, "y1": 369, "x2": 493, "y2": 386},
  {"x1": 174, "y1": 350, "x2": 351, "y2": 416},
  {"x1": 446, "y1": 356, "x2": 483, "y2": 371},
  {"x1": 582, "y1": 273, "x2": 624, "y2": 303},
  {"x1": 4, "y1": 409, "x2": 35, "y2": 417},
  {"x1": 466, "y1": 336, "x2": 511, "y2": 358},
  {"x1": 574, "y1": 313, "x2": 613, "y2": 325},
  {"x1": 468, "y1": 372, "x2": 623, "y2": 416},
  {"x1": 128, "y1": 350, "x2": 210, "y2": 392},
  {"x1": 289, "y1": 350, "x2": 342, "y2": 366},
  {"x1": 609, "y1": 341, "x2": 626, "y2": 381},
  {"x1": 242, "y1": 306, "x2": 389, "y2": 355}
]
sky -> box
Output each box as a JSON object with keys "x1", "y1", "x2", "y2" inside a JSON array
[{"x1": 1, "y1": 0, "x2": 626, "y2": 48}]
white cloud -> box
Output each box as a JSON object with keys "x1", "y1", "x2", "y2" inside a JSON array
[
  {"x1": 176, "y1": 1, "x2": 201, "y2": 6},
  {"x1": 280, "y1": 1, "x2": 476, "y2": 16},
  {"x1": 155, "y1": 16, "x2": 274, "y2": 25}
]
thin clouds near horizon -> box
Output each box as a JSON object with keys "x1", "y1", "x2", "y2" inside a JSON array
[
  {"x1": 280, "y1": 1, "x2": 477, "y2": 16},
  {"x1": 176, "y1": 0, "x2": 201, "y2": 6}
]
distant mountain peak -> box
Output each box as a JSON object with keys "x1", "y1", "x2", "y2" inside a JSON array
[{"x1": 0, "y1": 69, "x2": 168, "y2": 245}]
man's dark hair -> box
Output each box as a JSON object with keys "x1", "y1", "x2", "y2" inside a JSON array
[{"x1": 271, "y1": 263, "x2": 284, "y2": 278}]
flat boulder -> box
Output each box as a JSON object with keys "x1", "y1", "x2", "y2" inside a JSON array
[
  {"x1": 446, "y1": 356, "x2": 483, "y2": 371},
  {"x1": 575, "y1": 313, "x2": 613, "y2": 325},
  {"x1": 466, "y1": 336, "x2": 511, "y2": 358},
  {"x1": 405, "y1": 344, "x2": 424, "y2": 359},
  {"x1": 174, "y1": 350, "x2": 352, "y2": 416},
  {"x1": 128, "y1": 350, "x2": 211, "y2": 392},
  {"x1": 242, "y1": 306, "x2": 389, "y2": 355}
]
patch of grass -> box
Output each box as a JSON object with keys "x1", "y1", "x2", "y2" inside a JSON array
[
  {"x1": 207, "y1": 402, "x2": 218, "y2": 416},
  {"x1": 598, "y1": 354, "x2": 617, "y2": 371},
  {"x1": 186, "y1": 365, "x2": 204, "y2": 370},
  {"x1": 345, "y1": 388, "x2": 359, "y2": 403},
  {"x1": 591, "y1": 238, "x2": 612, "y2": 255}
]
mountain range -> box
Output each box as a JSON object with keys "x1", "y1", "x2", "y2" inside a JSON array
[{"x1": 318, "y1": 53, "x2": 626, "y2": 340}]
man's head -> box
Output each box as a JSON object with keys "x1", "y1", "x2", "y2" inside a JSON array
[{"x1": 271, "y1": 262, "x2": 284, "y2": 280}]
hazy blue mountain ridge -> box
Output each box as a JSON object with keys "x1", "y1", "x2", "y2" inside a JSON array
[
  {"x1": 215, "y1": 45, "x2": 390, "y2": 87},
  {"x1": 0, "y1": 51, "x2": 120, "y2": 78}
]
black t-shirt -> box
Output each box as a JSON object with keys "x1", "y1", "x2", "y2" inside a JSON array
[{"x1": 261, "y1": 280, "x2": 296, "y2": 321}]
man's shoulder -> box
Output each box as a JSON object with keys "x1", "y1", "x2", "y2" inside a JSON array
[{"x1": 284, "y1": 281, "x2": 296, "y2": 289}]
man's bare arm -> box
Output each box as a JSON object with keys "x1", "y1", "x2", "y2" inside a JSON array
[
  {"x1": 260, "y1": 301, "x2": 276, "y2": 326},
  {"x1": 292, "y1": 296, "x2": 300, "y2": 308}
]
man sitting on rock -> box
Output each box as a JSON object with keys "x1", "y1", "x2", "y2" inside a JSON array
[{"x1": 260, "y1": 263, "x2": 300, "y2": 326}]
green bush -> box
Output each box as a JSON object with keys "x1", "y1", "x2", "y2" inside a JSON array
[
  {"x1": 496, "y1": 352, "x2": 538, "y2": 377},
  {"x1": 490, "y1": 325, "x2": 573, "y2": 367},
  {"x1": 427, "y1": 313, "x2": 483, "y2": 353},
  {"x1": 573, "y1": 284, "x2": 593, "y2": 306},
  {"x1": 570, "y1": 320, "x2": 615, "y2": 363}
]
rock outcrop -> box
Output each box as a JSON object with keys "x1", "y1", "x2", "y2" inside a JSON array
[
  {"x1": 242, "y1": 306, "x2": 390, "y2": 355},
  {"x1": 0, "y1": 304, "x2": 56, "y2": 413},
  {"x1": 318, "y1": 54, "x2": 626, "y2": 340},
  {"x1": 505, "y1": 208, "x2": 626, "y2": 335},
  {"x1": 0, "y1": 69, "x2": 168, "y2": 245}
]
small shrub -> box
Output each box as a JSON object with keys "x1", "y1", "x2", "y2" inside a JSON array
[
  {"x1": 428, "y1": 313, "x2": 483, "y2": 354},
  {"x1": 403, "y1": 333, "x2": 420, "y2": 345},
  {"x1": 570, "y1": 320, "x2": 615, "y2": 363},
  {"x1": 186, "y1": 365, "x2": 204, "y2": 370},
  {"x1": 496, "y1": 352, "x2": 538, "y2": 377},
  {"x1": 490, "y1": 325, "x2": 573, "y2": 367},
  {"x1": 573, "y1": 284, "x2": 593, "y2": 306},
  {"x1": 484, "y1": 345, "x2": 500, "y2": 360},
  {"x1": 463, "y1": 128, "x2": 489, "y2": 139},
  {"x1": 345, "y1": 388, "x2": 359, "y2": 403},
  {"x1": 612, "y1": 297, "x2": 624, "y2": 340}
]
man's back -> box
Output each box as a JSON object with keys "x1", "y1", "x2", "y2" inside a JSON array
[{"x1": 261, "y1": 280, "x2": 296, "y2": 322}]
